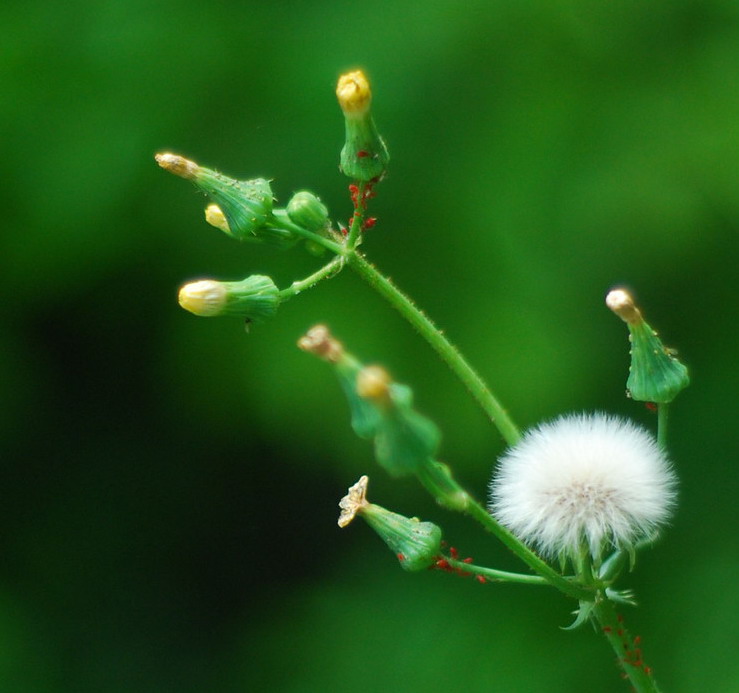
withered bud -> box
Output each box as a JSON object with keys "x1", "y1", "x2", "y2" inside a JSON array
[{"x1": 298, "y1": 324, "x2": 344, "y2": 363}]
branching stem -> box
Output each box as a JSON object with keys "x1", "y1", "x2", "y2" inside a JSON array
[
  {"x1": 346, "y1": 251, "x2": 521, "y2": 446},
  {"x1": 278, "y1": 256, "x2": 344, "y2": 300}
]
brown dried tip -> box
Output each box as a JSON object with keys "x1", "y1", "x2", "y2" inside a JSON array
[
  {"x1": 606, "y1": 289, "x2": 643, "y2": 325},
  {"x1": 338, "y1": 475, "x2": 370, "y2": 528},
  {"x1": 155, "y1": 152, "x2": 199, "y2": 180},
  {"x1": 356, "y1": 365, "x2": 391, "y2": 402},
  {"x1": 297, "y1": 324, "x2": 344, "y2": 363}
]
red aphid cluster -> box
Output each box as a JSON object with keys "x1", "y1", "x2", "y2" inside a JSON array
[
  {"x1": 343, "y1": 183, "x2": 378, "y2": 235},
  {"x1": 431, "y1": 546, "x2": 486, "y2": 584},
  {"x1": 604, "y1": 619, "x2": 653, "y2": 679}
]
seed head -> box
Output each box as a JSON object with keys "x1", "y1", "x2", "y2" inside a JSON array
[{"x1": 489, "y1": 413, "x2": 676, "y2": 560}]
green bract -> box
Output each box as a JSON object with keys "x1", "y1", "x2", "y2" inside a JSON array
[
  {"x1": 286, "y1": 191, "x2": 330, "y2": 233},
  {"x1": 626, "y1": 320, "x2": 690, "y2": 403},
  {"x1": 372, "y1": 383, "x2": 441, "y2": 477},
  {"x1": 360, "y1": 504, "x2": 442, "y2": 572}
]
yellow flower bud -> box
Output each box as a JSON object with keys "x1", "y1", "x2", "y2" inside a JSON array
[
  {"x1": 204, "y1": 204, "x2": 230, "y2": 233},
  {"x1": 336, "y1": 70, "x2": 371, "y2": 117},
  {"x1": 178, "y1": 280, "x2": 227, "y2": 316}
]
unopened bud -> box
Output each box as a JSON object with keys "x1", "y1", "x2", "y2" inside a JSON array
[
  {"x1": 297, "y1": 324, "x2": 345, "y2": 363},
  {"x1": 155, "y1": 153, "x2": 298, "y2": 247},
  {"x1": 179, "y1": 274, "x2": 280, "y2": 321},
  {"x1": 286, "y1": 191, "x2": 330, "y2": 233},
  {"x1": 178, "y1": 280, "x2": 227, "y2": 317},
  {"x1": 337, "y1": 70, "x2": 389, "y2": 182},
  {"x1": 356, "y1": 366, "x2": 391, "y2": 402},
  {"x1": 606, "y1": 288, "x2": 689, "y2": 403},
  {"x1": 373, "y1": 383, "x2": 441, "y2": 477},
  {"x1": 205, "y1": 204, "x2": 230, "y2": 233},
  {"x1": 336, "y1": 70, "x2": 372, "y2": 117}
]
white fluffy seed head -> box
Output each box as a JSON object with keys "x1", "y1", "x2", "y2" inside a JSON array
[{"x1": 489, "y1": 413, "x2": 676, "y2": 560}]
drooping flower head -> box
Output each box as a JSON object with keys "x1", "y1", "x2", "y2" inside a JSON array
[{"x1": 489, "y1": 413, "x2": 676, "y2": 562}]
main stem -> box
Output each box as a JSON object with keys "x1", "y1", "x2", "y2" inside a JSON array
[
  {"x1": 346, "y1": 251, "x2": 521, "y2": 446},
  {"x1": 657, "y1": 403, "x2": 669, "y2": 450},
  {"x1": 591, "y1": 597, "x2": 663, "y2": 692}
]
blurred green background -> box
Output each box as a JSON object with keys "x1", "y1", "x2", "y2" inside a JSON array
[{"x1": 2, "y1": 0, "x2": 738, "y2": 690}]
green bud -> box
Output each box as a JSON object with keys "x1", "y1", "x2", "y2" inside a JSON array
[
  {"x1": 607, "y1": 289, "x2": 689, "y2": 403},
  {"x1": 156, "y1": 153, "x2": 298, "y2": 249},
  {"x1": 178, "y1": 274, "x2": 280, "y2": 321},
  {"x1": 286, "y1": 191, "x2": 330, "y2": 232},
  {"x1": 336, "y1": 71, "x2": 389, "y2": 182},
  {"x1": 356, "y1": 368, "x2": 441, "y2": 477},
  {"x1": 297, "y1": 326, "x2": 381, "y2": 438},
  {"x1": 415, "y1": 460, "x2": 470, "y2": 512},
  {"x1": 195, "y1": 169, "x2": 273, "y2": 240},
  {"x1": 336, "y1": 358, "x2": 382, "y2": 439}
]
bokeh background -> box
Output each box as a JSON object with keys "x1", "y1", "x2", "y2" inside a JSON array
[{"x1": 3, "y1": 0, "x2": 738, "y2": 690}]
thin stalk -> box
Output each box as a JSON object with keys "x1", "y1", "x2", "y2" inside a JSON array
[
  {"x1": 591, "y1": 597, "x2": 663, "y2": 692},
  {"x1": 270, "y1": 214, "x2": 345, "y2": 255},
  {"x1": 464, "y1": 498, "x2": 591, "y2": 600},
  {"x1": 347, "y1": 251, "x2": 521, "y2": 446},
  {"x1": 444, "y1": 556, "x2": 554, "y2": 586},
  {"x1": 278, "y1": 256, "x2": 344, "y2": 301},
  {"x1": 346, "y1": 181, "x2": 368, "y2": 249},
  {"x1": 657, "y1": 403, "x2": 669, "y2": 450}
]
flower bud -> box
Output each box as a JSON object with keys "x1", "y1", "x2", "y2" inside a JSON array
[
  {"x1": 156, "y1": 152, "x2": 299, "y2": 249},
  {"x1": 204, "y1": 204, "x2": 230, "y2": 233},
  {"x1": 338, "y1": 476, "x2": 442, "y2": 572},
  {"x1": 336, "y1": 70, "x2": 389, "y2": 182},
  {"x1": 606, "y1": 289, "x2": 689, "y2": 403},
  {"x1": 367, "y1": 381, "x2": 441, "y2": 478},
  {"x1": 179, "y1": 274, "x2": 280, "y2": 321},
  {"x1": 286, "y1": 191, "x2": 329, "y2": 233}
]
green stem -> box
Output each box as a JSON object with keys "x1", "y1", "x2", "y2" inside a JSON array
[
  {"x1": 270, "y1": 213, "x2": 345, "y2": 255},
  {"x1": 444, "y1": 556, "x2": 555, "y2": 585},
  {"x1": 464, "y1": 497, "x2": 591, "y2": 600},
  {"x1": 347, "y1": 252, "x2": 521, "y2": 446},
  {"x1": 657, "y1": 403, "x2": 669, "y2": 449},
  {"x1": 346, "y1": 181, "x2": 367, "y2": 249},
  {"x1": 591, "y1": 597, "x2": 663, "y2": 692},
  {"x1": 278, "y1": 257, "x2": 344, "y2": 300}
]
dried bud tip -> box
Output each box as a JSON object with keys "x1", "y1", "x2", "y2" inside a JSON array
[
  {"x1": 606, "y1": 289, "x2": 643, "y2": 325},
  {"x1": 155, "y1": 152, "x2": 199, "y2": 180},
  {"x1": 336, "y1": 70, "x2": 371, "y2": 116},
  {"x1": 338, "y1": 475, "x2": 370, "y2": 528},
  {"x1": 356, "y1": 366, "x2": 392, "y2": 402},
  {"x1": 298, "y1": 324, "x2": 344, "y2": 363},
  {"x1": 178, "y1": 280, "x2": 227, "y2": 316}
]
